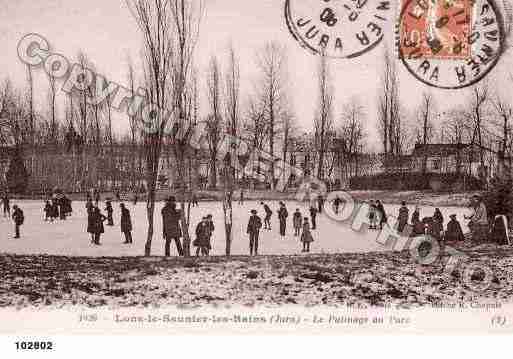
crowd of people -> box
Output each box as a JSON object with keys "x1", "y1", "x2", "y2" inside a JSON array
[
  {"x1": 368, "y1": 194, "x2": 506, "y2": 245},
  {"x1": 1, "y1": 189, "x2": 509, "y2": 255}
]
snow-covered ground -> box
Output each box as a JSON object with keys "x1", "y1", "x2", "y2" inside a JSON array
[{"x1": 0, "y1": 200, "x2": 474, "y2": 257}]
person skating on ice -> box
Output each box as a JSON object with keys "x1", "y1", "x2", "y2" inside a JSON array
[
  {"x1": 309, "y1": 205, "x2": 317, "y2": 230},
  {"x1": 261, "y1": 202, "x2": 272, "y2": 230},
  {"x1": 246, "y1": 209, "x2": 262, "y2": 256},
  {"x1": 301, "y1": 217, "x2": 313, "y2": 252},
  {"x1": 120, "y1": 203, "x2": 133, "y2": 244},
  {"x1": 89, "y1": 207, "x2": 106, "y2": 245},
  {"x1": 293, "y1": 208, "x2": 302, "y2": 236},
  {"x1": 11, "y1": 204, "x2": 24, "y2": 239},
  {"x1": 161, "y1": 196, "x2": 184, "y2": 256},
  {"x1": 278, "y1": 201, "x2": 288, "y2": 237}
]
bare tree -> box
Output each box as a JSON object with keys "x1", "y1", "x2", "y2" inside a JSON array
[
  {"x1": 340, "y1": 98, "x2": 365, "y2": 179},
  {"x1": 257, "y1": 42, "x2": 286, "y2": 190},
  {"x1": 468, "y1": 84, "x2": 489, "y2": 172},
  {"x1": 315, "y1": 49, "x2": 333, "y2": 181},
  {"x1": 417, "y1": 92, "x2": 435, "y2": 173},
  {"x1": 205, "y1": 56, "x2": 223, "y2": 190},
  {"x1": 128, "y1": 0, "x2": 179, "y2": 256},
  {"x1": 491, "y1": 93, "x2": 513, "y2": 177},
  {"x1": 127, "y1": 58, "x2": 140, "y2": 191},
  {"x1": 223, "y1": 44, "x2": 240, "y2": 256},
  {"x1": 244, "y1": 97, "x2": 267, "y2": 189},
  {"x1": 169, "y1": 0, "x2": 204, "y2": 256},
  {"x1": 378, "y1": 48, "x2": 401, "y2": 155},
  {"x1": 46, "y1": 66, "x2": 58, "y2": 150}
]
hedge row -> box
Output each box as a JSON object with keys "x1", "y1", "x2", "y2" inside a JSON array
[{"x1": 349, "y1": 172, "x2": 483, "y2": 191}]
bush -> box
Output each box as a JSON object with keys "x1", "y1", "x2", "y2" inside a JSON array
[
  {"x1": 6, "y1": 150, "x2": 29, "y2": 194},
  {"x1": 483, "y1": 179, "x2": 513, "y2": 224},
  {"x1": 349, "y1": 172, "x2": 482, "y2": 191}
]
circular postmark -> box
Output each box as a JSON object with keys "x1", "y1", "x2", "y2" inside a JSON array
[
  {"x1": 285, "y1": 0, "x2": 393, "y2": 58},
  {"x1": 398, "y1": 0, "x2": 505, "y2": 89}
]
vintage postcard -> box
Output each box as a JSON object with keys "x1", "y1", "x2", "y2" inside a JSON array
[{"x1": 1, "y1": 0, "x2": 513, "y2": 341}]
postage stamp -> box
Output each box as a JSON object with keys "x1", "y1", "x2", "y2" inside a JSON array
[
  {"x1": 398, "y1": 0, "x2": 504, "y2": 88},
  {"x1": 399, "y1": 0, "x2": 472, "y2": 59}
]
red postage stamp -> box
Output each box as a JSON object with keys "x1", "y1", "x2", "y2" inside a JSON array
[{"x1": 399, "y1": 0, "x2": 472, "y2": 60}]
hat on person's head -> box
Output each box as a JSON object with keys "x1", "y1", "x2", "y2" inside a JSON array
[
  {"x1": 251, "y1": 209, "x2": 257, "y2": 214},
  {"x1": 450, "y1": 214, "x2": 457, "y2": 219},
  {"x1": 166, "y1": 195, "x2": 176, "y2": 202},
  {"x1": 207, "y1": 214, "x2": 212, "y2": 218}
]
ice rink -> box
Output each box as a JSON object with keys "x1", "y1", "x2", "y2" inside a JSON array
[{"x1": 0, "y1": 199, "x2": 473, "y2": 257}]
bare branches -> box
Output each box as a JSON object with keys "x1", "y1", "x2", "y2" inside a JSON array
[
  {"x1": 256, "y1": 41, "x2": 287, "y2": 189},
  {"x1": 378, "y1": 48, "x2": 401, "y2": 155},
  {"x1": 206, "y1": 56, "x2": 223, "y2": 189},
  {"x1": 315, "y1": 49, "x2": 334, "y2": 180}
]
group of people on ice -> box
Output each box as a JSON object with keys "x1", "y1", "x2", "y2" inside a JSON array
[
  {"x1": 85, "y1": 198, "x2": 133, "y2": 245},
  {"x1": 43, "y1": 195, "x2": 72, "y2": 221},
  {"x1": 245, "y1": 201, "x2": 315, "y2": 255},
  {"x1": 370, "y1": 194, "x2": 503, "y2": 245}
]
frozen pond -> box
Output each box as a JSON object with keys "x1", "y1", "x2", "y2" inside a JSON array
[{"x1": 0, "y1": 199, "x2": 474, "y2": 257}]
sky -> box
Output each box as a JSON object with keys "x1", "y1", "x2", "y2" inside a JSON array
[{"x1": 1, "y1": 0, "x2": 513, "y2": 152}]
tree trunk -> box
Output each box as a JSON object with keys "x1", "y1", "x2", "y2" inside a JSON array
[{"x1": 144, "y1": 187, "x2": 155, "y2": 256}]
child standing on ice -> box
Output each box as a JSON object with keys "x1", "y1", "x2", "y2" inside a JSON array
[
  {"x1": 301, "y1": 217, "x2": 313, "y2": 252},
  {"x1": 194, "y1": 217, "x2": 210, "y2": 256}
]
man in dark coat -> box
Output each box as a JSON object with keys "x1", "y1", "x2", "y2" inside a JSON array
[
  {"x1": 120, "y1": 203, "x2": 133, "y2": 244},
  {"x1": 2, "y1": 194, "x2": 10, "y2": 218},
  {"x1": 397, "y1": 201, "x2": 409, "y2": 233},
  {"x1": 445, "y1": 214, "x2": 465, "y2": 242},
  {"x1": 12, "y1": 205, "x2": 24, "y2": 239},
  {"x1": 278, "y1": 202, "x2": 288, "y2": 237},
  {"x1": 247, "y1": 209, "x2": 262, "y2": 255},
  {"x1": 261, "y1": 202, "x2": 272, "y2": 230},
  {"x1": 317, "y1": 194, "x2": 324, "y2": 213},
  {"x1": 309, "y1": 205, "x2": 317, "y2": 230},
  {"x1": 162, "y1": 196, "x2": 184, "y2": 256}
]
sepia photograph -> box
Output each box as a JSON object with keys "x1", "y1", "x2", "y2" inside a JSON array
[{"x1": 0, "y1": 0, "x2": 513, "y2": 340}]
